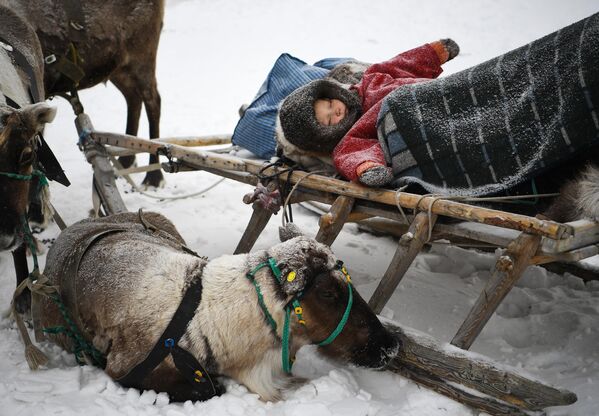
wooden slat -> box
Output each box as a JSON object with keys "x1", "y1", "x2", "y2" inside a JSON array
[
  {"x1": 369, "y1": 212, "x2": 437, "y2": 314},
  {"x1": 233, "y1": 204, "x2": 272, "y2": 254},
  {"x1": 540, "y1": 219, "x2": 599, "y2": 253},
  {"x1": 451, "y1": 233, "x2": 542, "y2": 350},
  {"x1": 315, "y1": 196, "x2": 355, "y2": 246},
  {"x1": 156, "y1": 134, "x2": 231, "y2": 147}
]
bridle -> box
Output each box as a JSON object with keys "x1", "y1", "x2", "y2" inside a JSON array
[
  {"x1": 245, "y1": 257, "x2": 353, "y2": 373},
  {"x1": 0, "y1": 169, "x2": 47, "y2": 183}
]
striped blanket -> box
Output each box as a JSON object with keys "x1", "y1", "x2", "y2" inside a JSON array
[{"x1": 377, "y1": 13, "x2": 599, "y2": 196}]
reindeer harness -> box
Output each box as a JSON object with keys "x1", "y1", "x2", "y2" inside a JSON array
[
  {"x1": 245, "y1": 257, "x2": 354, "y2": 373},
  {"x1": 50, "y1": 214, "x2": 221, "y2": 400}
]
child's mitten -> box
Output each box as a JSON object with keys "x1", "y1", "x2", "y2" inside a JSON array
[
  {"x1": 430, "y1": 38, "x2": 460, "y2": 64},
  {"x1": 357, "y1": 161, "x2": 393, "y2": 187}
]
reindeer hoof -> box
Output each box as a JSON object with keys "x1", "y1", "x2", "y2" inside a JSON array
[
  {"x1": 142, "y1": 170, "x2": 165, "y2": 189},
  {"x1": 118, "y1": 155, "x2": 136, "y2": 169}
]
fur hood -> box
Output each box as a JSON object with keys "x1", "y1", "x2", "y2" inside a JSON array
[{"x1": 276, "y1": 79, "x2": 362, "y2": 155}]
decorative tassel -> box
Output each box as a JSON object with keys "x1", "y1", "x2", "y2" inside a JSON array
[
  {"x1": 11, "y1": 279, "x2": 49, "y2": 370},
  {"x1": 25, "y1": 343, "x2": 49, "y2": 370}
]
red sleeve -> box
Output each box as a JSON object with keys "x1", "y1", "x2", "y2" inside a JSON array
[
  {"x1": 332, "y1": 103, "x2": 386, "y2": 182},
  {"x1": 333, "y1": 44, "x2": 443, "y2": 181},
  {"x1": 356, "y1": 43, "x2": 443, "y2": 112},
  {"x1": 364, "y1": 43, "x2": 443, "y2": 80}
]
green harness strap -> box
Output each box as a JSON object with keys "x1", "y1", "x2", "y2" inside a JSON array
[
  {"x1": 246, "y1": 257, "x2": 353, "y2": 373},
  {"x1": 0, "y1": 169, "x2": 48, "y2": 184},
  {"x1": 246, "y1": 262, "x2": 279, "y2": 332},
  {"x1": 6, "y1": 169, "x2": 101, "y2": 367}
]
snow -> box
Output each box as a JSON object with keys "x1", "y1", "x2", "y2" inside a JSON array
[{"x1": 1, "y1": 0, "x2": 599, "y2": 415}]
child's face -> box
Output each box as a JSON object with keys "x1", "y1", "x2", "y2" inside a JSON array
[{"x1": 314, "y1": 98, "x2": 347, "y2": 126}]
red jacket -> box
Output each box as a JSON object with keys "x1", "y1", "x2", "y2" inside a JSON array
[{"x1": 332, "y1": 43, "x2": 444, "y2": 181}]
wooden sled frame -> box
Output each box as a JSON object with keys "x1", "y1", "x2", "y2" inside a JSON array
[{"x1": 74, "y1": 112, "x2": 594, "y2": 414}]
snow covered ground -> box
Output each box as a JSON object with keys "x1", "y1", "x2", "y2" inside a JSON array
[{"x1": 1, "y1": 1, "x2": 599, "y2": 415}]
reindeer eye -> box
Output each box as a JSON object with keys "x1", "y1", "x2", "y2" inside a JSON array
[
  {"x1": 19, "y1": 148, "x2": 34, "y2": 166},
  {"x1": 319, "y1": 290, "x2": 337, "y2": 301}
]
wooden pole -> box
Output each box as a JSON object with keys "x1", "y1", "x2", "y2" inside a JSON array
[
  {"x1": 76, "y1": 116, "x2": 127, "y2": 215},
  {"x1": 369, "y1": 211, "x2": 437, "y2": 314},
  {"x1": 315, "y1": 196, "x2": 355, "y2": 246},
  {"x1": 385, "y1": 321, "x2": 577, "y2": 412},
  {"x1": 90, "y1": 132, "x2": 572, "y2": 241},
  {"x1": 451, "y1": 233, "x2": 542, "y2": 350},
  {"x1": 156, "y1": 135, "x2": 231, "y2": 147},
  {"x1": 234, "y1": 204, "x2": 272, "y2": 254},
  {"x1": 396, "y1": 364, "x2": 531, "y2": 416}
]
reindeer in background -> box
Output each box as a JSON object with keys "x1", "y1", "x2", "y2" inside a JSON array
[{"x1": 3, "y1": 0, "x2": 166, "y2": 188}]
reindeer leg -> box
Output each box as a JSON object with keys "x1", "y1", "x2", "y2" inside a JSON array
[
  {"x1": 111, "y1": 74, "x2": 143, "y2": 170},
  {"x1": 12, "y1": 242, "x2": 30, "y2": 314},
  {"x1": 140, "y1": 74, "x2": 164, "y2": 188}
]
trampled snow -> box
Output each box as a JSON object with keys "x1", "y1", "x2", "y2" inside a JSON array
[{"x1": 1, "y1": 1, "x2": 598, "y2": 415}]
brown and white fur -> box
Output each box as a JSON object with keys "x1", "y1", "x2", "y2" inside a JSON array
[
  {"x1": 543, "y1": 164, "x2": 599, "y2": 223},
  {"x1": 39, "y1": 212, "x2": 399, "y2": 402}
]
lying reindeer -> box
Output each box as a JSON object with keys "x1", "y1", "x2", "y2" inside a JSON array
[{"x1": 39, "y1": 211, "x2": 399, "y2": 402}]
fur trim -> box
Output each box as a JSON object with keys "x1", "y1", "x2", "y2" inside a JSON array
[
  {"x1": 277, "y1": 79, "x2": 361, "y2": 154},
  {"x1": 326, "y1": 61, "x2": 370, "y2": 85},
  {"x1": 275, "y1": 116, "x2": 337, "y2": 173},
  {"x1": 576, "y1": 164, "x2": 599, "y2": 221}
]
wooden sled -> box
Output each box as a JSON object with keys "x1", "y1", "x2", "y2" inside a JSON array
[{"x1": 74, "y1": 112, "x2": 594, "y2": 414}]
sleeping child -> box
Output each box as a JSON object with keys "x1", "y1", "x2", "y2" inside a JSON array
[{"x1": 275, "y1": 39, "x2": 459, "y2": 186}]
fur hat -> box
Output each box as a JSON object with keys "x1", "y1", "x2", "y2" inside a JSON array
[{"x1": 276, "y1": 79, "x2": 362, "y2": 154}]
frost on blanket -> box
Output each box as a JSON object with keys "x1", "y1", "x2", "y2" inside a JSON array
[{"x1": 377, "y1": 13, "x2": 599, "y2": 196}]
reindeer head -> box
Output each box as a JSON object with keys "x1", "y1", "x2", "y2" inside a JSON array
[
  {"x1": 0, "y1": 103, "x2": 56, "y2": 250},
  {"x1": 269, "y1": 234, "x2": 400, "y2": 369}
]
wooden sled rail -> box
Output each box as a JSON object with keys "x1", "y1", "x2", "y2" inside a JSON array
[
  {"x1": 385, "y1": 321, "x2": 577, "y2": 415},
  {"x1": 90, "y1": 129, "x2": 572, "y2": 241},
  {"x1": 106, "y1": 134, "x2": 232, "y2": 157}
]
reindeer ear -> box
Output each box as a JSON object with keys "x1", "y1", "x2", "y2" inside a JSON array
[
  {"x1": 0, "y1": 105, "x2": 12, "y2": 128},
  {"x1": 279, "y1": 265, "x2": 313, "y2": 295},
  {"x1": 278, "y1": 241, "x2": 333, "y2": 295},
  {"x1": 0, "y1": 106, "x2": 15, "y2": 147},
  {"x1": 21, "y1": 103, "x2": 56, "y2": 132}
]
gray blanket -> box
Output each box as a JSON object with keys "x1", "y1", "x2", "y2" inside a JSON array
[{"x1": 378, "y1": 13, "x2": 599, "y2": 196}]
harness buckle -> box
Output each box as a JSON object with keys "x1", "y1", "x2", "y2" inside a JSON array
[
  {"x1": 44, "y1": 54, "x2": 57, "y2": 65},
  {"x1": 194, "y1": 369, "x2": 204, "y2": 382},
  {"x1": 70, "y1": 21, "x2": 84, "y2": 31}
]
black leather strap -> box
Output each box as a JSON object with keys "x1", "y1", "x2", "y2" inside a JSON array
[
  {"x1": 0, "y1": 35, "x2": 41, "y2": 103},
  {"x1": 117, "y1": 276, "x2": 220, "y2": 399},
  {"x1": 0, "y1": 36, "x2": 70, "y2": 187}
]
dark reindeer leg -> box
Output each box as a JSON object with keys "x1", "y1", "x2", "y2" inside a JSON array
[
  {"x1": 111, "y1": 68, "x2": 164, "y2": 188},
  {"x1": 12, "y1": 242, "x2": 30, "y2": 314},
  {"x1": 111, "y1": 74, "x2": 143, "y2": 170},
  {"x1": 140, "y1": 74, "x2": 164, "y2": 188}
]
